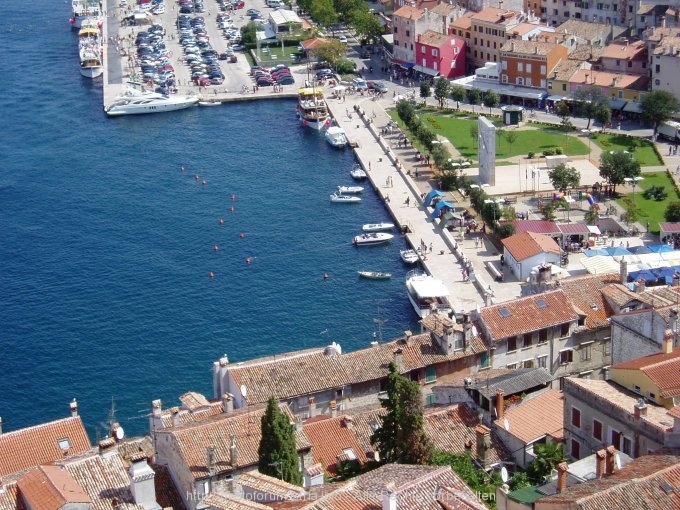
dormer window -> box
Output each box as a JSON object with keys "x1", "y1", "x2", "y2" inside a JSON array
[{"x1": 58, "y1": 438, "x2": 72, "y2": 450}]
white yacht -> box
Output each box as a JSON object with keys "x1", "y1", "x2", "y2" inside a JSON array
[
  {"x1": 78, "y1": 20, "x2": 103, "y2": 79},
  {"x1": 325, "y1": 126, "x2": 348, "y2": 148},
  {"x1": 104, "y1": 89, "x2": 199, "y2": 116},
  {"x1": 70, "y1": 0, "x2": 103, "y2": 29},
  {"x1": 405, "y1": 270, "x2": 452, "y2": 318},
  {"x1": 297, "y1": 86, "x2": 329, "y2": 130}
]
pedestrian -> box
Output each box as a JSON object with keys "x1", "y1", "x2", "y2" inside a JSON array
[
  {"x1": 385, "y1": 194, "x2": 390, "y2": 203},
  {"x1": 405, "y1": 196, "x2": 410, "y2": 206},
  {"x1": 429, "y1": 242, "x2": 433, "y2": 253}
]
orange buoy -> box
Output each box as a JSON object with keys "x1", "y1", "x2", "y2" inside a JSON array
[
  {"x1": 245, "y1": 257, "x2": 251, "y2": 264},
  {"x1": 324, "y1": 273, "x2": 329, "y2": 279},
  {"x1": 202, "y1": 180, "x2": 207, "y2": 185},
  {"x1": 239, "y1": 233, "x2": 245, "y2": 238},
  {"x1": 213, "y1": 245, "x2": 219, "y2": 251},
  {"x1": 209, "y1": 271, "x2": 215, "y2": 278},
  {"x1": 229, "y1": 206, "x2": 235, "y2": 212},
  {"x1": 219, "y1": 218, "x2": 224, "y2": 225},
  {"x1": 194, "y1": 175, "x2": 199, "y2": 180}
]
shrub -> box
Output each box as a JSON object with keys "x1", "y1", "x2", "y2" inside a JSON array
[
  {"x1": 334, "y1": 58, "x2": 355, "y2": 74},
  {"x1": 527, "y1": 151, "x2": 535, "y2": 159},
  {"x1": 554, "y1": 147, "x2": 563, "y2": 155}
]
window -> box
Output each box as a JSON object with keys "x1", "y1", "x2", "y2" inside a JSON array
[
  {"x1": 516, "y1": 77, "x2": 524, "y2": 86},
  {"x1": 432, "y1": 49, "x2": 438, "y2": 57},
  {"x1": 649, "y1": 392, "x2": 656, "y2": 402},
  {"x1": 560, "y1": 323, "x2": 570, "y2": 337},
  {"x1": 523, "y1": 359, "x2": 535, "y2": 368},
  {"x1": 523, "y1": 333, "x2": 533, "y2": 348},
  {"x1": 571, "y1": 407, "x2": 581, "y2": 428},
  {"x1": 421, "y1": 46, "x2": 426, "y2": 53},
  {"x1": 406, "y1": 30, "x2": 410, "y2": 37},
  {"x1": 616, "y1": 59, "x2": 620, "y2": 66},
  {"x1": 541, "y1": 65, "x2": 546, "y2": 74},
  {"x1": 425, "y1": 365, "x2": 437, "y2": 383},
  {"x1": 580, "y1": 343, "x2": 592, "y2": 361},
  {"x1": 58, "y1": 438, "x2": 72, "y2": 450},
  {"x1": 507, "y1": 336, "x2": 517, "y2": 352},
  {"x1": 539, "y1": 329, "x2": 548, "y2": 344},
  {"x1": 593, "y1": 419, "x2": 603, "y2": 440},
  {"x1": 507, "y1": 363, "x2": 518, "y2": 369},
  {"x1": 571, "y1": 439, "x2": 581, "y2": 459},
  {"x1": 526, "y1": 63, "x2": 532, "y2": 73},
  {"x1": 426, "y1": 393, "x2": 437, "y2": 405},
  {"x1": 604, "y1": 340, "x2": 611, "y2": 356},
  {"x1": 502, "y1": 61, "x2": 508, "y2": 70},
  {"x1": 502, "y1": 74, "x2": 508, "y2": 83},
  {"x1": 525, "y1": 77, "x2": 532, "y2": 87},
  {"x1": 474, "y1": 37, "x2": 478, "y2": 45},
  {"x1": 618, "y1": 90, "x2": 624, "y2": 99},
  {"x1": 656, "y1": 64, "x2": 661, "y2": 73},
  {"x1": 560, "y1": 349, "x2": 573, "y2": 364},
  {"x1": 480, "y1": 351, "x2": 490, "y2": 368},
  {"x1": 518, "y1": 62, "x2": 524, "y2": 72},
  {"x1": 622, "y1": 436, "x2": 632, "y2": 455},
  {"x1": 633, "y1": 385, "x2": 641, "y2": 393},
  {"x1": 538, "y1": 355, "x2": 548, "y2": 368},
  {"x1": 562, "y1": 83, "x2": 567, "y2": 91}
]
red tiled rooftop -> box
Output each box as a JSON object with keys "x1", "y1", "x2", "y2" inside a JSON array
[
  {"x1": 502, "y1": 231, "x2": 561, "y2": 262},
  {"x1": 494, "y1": 390, "x2": 564, "y2": 443},
  {"x1": 393, "y1": 5, "x2": 424, "y2": 19},
  {"x1": 303, "y1": 416, "x2": 368, "y2": 476},
  {"x1": 513, "y1": 220, "x2": 560, "y2": 235},
  {"x1": 612, "y1": 350, "x2": 680, "y2": 397},
  {"x1": 558, "y1": 272, "x2": 619, "y2": 329},
  {"x1": 17, "y1": 465, "x2": 92, "y2": 510}
]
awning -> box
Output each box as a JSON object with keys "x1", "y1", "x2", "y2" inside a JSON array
[
  {"x1": 413, "y1": 65, "x2": 439, "y2": 77},
  {"x1": 609, "y1": 99, "x2": 626, "y2": 110},
  {"x1": 423, "y1": 189, "x2": 446, "y2": 207},
  {"x1": 581, "y1": 255, "x2": 619, "y2": 274},
  {"x1": 546, "y1": 95, "x2": 566, "y2": 102},
  {"x1": 587, "y1": 225, "x2": 601, "y2": 236},
  {"x1": 442, "y1": 211, "x2": 463, "y2": 222},
  {"x1": 401, "y1": 62, "x2": 415, "y2": 69},
  {"x1": 432, "y1": 200, "x2": 455, "y2": 218},
  {"x1": 623, "y1": 102, "x2": 642, "y2": 113}
]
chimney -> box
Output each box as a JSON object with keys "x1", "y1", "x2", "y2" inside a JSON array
[
  {"x1": 495, "y1": 389, "x2": 504, "y2": 420},
  {"x1": 171, "y1": 407, "x2": 180, "y2": 427},
  {"x1": 663, "y1": 329, "x2": 674, "y2": 354},
  {"x1": 661, "y1": 15, "x2": 667, "y2": 29},
  {"x1": 294, "y1": 415, "x2": 303, "y2": 432},
  {"x1": 511, "y1": 41, "x2": 515, "y2": 52},
  {"x1": 229, "y1": 435, "x2": 238, "y2": 467},
  {"x1": 620, "y1": 259, "x2": 628, "y2": 284},
  {"x1": 222, "y1": 393, "x2": 234, "y2": 413},
  {"x1": 595, "y1": 449, "x2": 606, "y2": 479},
  {"x1": 636, "y1": 278, "x2": 646, "y2": 293},
  {"x1": 556, "y1": 462, "x2": 569, "y2": 493},
  {"x1": 308, "y1": 396, "x2": 317, "y2": 418},
  {"x1": 342, "y1": 415, "x2": 354, "y2": 429},
  {"x1": 404, "y1": 330, "x2": 412, "y2": 343},
  {"x1": 672, "y1": 273, "x2": 680, "y2": 287},
  {"x1": 605, "y1": 445, "x2": 617, "y2": 474},
  {"x1": 207, "y1": 446, "x2": 216, "y2": 475},
  {"x1": 129, "y1": 454, "x2": 160, "y2": 510},
  {"x1": 382, "y1": 482, "x2": 397, "y2": 510},
  {"x1": 394, "y1": 348, "x2": 404, "y2": 372},
  {"x1": 330, "y1": 400, "x2": 338, "y2": 418},
  {"x1": 151, "y1": 399, "x2": 162, "y2": 418},
  {"x1": 98, "y1": 437, "x2": 117, "y2": 458},
  {"x1": 634, "y1": 397, "x2": 648, "y2": 419},
  {"x1": 70, "y1": 399, "x2": 78, "y2": 417},
  {"x1": 475, "y1": 424, "x2": 491, "y2": 467}
]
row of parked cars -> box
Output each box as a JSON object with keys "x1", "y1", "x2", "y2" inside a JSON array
[
  {"x1": 250, "y1": 65, "x2": 294, "y2": 87},
  {"x1": 177, "y1": 15, "x2": 226, "y2": 86},
  {"x1": 179, "y1": 0, "x2": 206, "y2": 13},
  {"x1": 136, "y1": 24, "x2": 177, "y2": 93}
]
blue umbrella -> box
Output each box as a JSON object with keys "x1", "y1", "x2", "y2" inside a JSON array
[
  {"x1": 628, "y1": 245, "x2": 652, "y2": 254},
  {"x1": 654, "y1": 267, "x2": 678, "y2": 284},
  {"x1": 423, "y1": 189, "x2": 446, "y2": 207},
  {"x1": 584, "y1": 248, "x2": 608, "y2": 257},
  {"x1": 628, "y1": 269, "x2": 658, "y2": 283},
  {"x1": 604, "y1": 246, "x2": 632, "y2": 256},
  {"x1": 432, "y1": 200, "x2": 455, "y2": 219},
  {"x1": 648, "y1": 244, "x2": 674, "y2": 253}
]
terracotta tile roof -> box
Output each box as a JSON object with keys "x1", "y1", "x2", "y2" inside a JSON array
[
  {"x1": 552, "y1": 59, "x2": 586, "y2": 81},
  {"x1": 513, "y1": 220, "x2": 561, "y2": 235},
  {"x1": 600, "y1": 283, "x2": 641, "y2": 309},
  {"x1": 160, "y1": 400, "x2": 225, "y2": 428},
  {"x1": 536, "y1": 455, "x2": 680, "y2": 509},
  {"x1": 393, "y1": 5, "x2": 424, "y2": 19},
  {"x1": 340, "y1": 406, "x2": 384, "y2": 455},
  {"x1": 17, "y1": 465, "x2": 92, "y2": 510},
  {"x1": 300, "y1": 464, "x2": 487, "y2": 510},
  {"x1": 501, "y1": 40, "x2": 559, "y2": 56},
  {"x1": 555, "y1": 20, "x2": 609, "y2": 42},
  {"x1": 612, "y1": 350, "x2": 680, "y2": 398},
  {"x1": 0, "y1": 416, "x2": 91, "y2": 477},
  {"x1": 303, "y1": 416, "x2": 368, "y2": 476},
  {"x1": 180, "y1": 391, "x2": 211, "y2": 411},
  {"x1": 424, "y1": 404, "x2": 510, "y2": 465},
  {"x1": 227, "y1": 333, "x2": 485, "y2": 405},
  {"x1": 203, "y1": 490, "x2": 273, "y2": 510},
  {"x1": 493, "y1": 390, "x2": 564, "y2": 443},
  {"x1": 502, "y1": 232, "x2": 561, "y2": 262},
  {"x1": 569, "y1": 68, "x2": 648, "y2": 90},
  {"x1": 429, "y1": 3, "x2": 455, "y2": 16},
  {"x1": 116, "y1": 436, "x2": 155, "y2": 462},
  {"x1": 152, "y1": 464, "x2": 188, "y2": 510},
  {"x1": 669, "y1": 406, "x2": 680, "y2": 419},
  {"x1": 237, "y1": 471, "x2": 307, "y2": 499},
  {"x1": 480, "y1": 290, "x2": 578, "y2": 341},
  {"x1": 568, "y1": 45, "x2": 604, "y2": 62},
  {"x1": 471, "y1": 7, "x2": 520, "y2": 25},
  {"x1": 157, "y1": 404, "x2": 311, "y2": 480},
  {"x1": 557, "y1": 272, "x2": 619, "y2": 329},
  {"x1": 419, "y1": 30, "x2": 450, "y2": 47},
  {"x1": 0, "y1": 482, "x2": 23, "y2": 510},
  {"x1": 507, "y1": 22, "x2": 541, "y2": 37},
  {"x1": 450, "y1": 11, "x2": 474, "y2": 30},
  {"x1": 563, "y1": 378, "x2": 676, "y2": 432},
  {"x1": 601, "y1": 40, "x2": 646, "y2": 61}
]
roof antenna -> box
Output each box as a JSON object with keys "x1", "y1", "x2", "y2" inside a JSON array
[{"x1": 373, "y1": 305, "x2": 386, "y2": 343}]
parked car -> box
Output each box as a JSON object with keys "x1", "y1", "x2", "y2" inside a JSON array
[{"x1": 367, "y1": 80, "x2": 388, "y2": 93}]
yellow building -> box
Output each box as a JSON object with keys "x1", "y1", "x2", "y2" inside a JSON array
[{"x1": 610, "y1": 336, "x2": 680, "y2": 409}]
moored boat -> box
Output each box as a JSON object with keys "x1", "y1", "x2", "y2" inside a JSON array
[
  {"x1": 363, "y1": 222, "x2": 395, "y2": 232},
  {"x1": 358, "y1": 271, "x2": 392, "y2": 279},
  {"x1": 350, "y1": 164, "x2": 367, "y2": 180},
  {"x1": 330, "y1": 192, "x2": 361, "y2": 203},
  {"x1": 297, "y1": 86, "x2": 330, "y2": 130},
  {"x1": 70, "y1": 0, "x2": 102, "y2": 29},
  {"x1": 104, "y1": 88, "x2": 199, "y2": 116},
  {"x1": 325, "y1": 126, "x2": 348, "y2": 148},
  {"x1": 400, "y1": 249, "x2": 420, "y2": 264},
  {"x1": 405, "y1": 270, "x2": 452, "y2": 318},
  {"x1": 78, "y1": 20, "x2": 103, "y2": 79},
  {"x1": 353, "y1": 233, "x2": 394, "y2": 246},
  {"x1": 338, "y1": 185, "x2": 364, "y2": 194}
]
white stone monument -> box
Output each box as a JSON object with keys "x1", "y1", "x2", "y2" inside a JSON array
[{"x1": 478, "y1": 116, "x2": 496, "y2": 186}]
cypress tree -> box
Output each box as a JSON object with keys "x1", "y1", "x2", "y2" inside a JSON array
[{"x1": 258, "y1": 396, "x2": 303, "y2": 485}]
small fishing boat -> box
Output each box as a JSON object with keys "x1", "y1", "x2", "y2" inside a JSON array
[
  {"x1": 353, "y1": 232, "x2": 394, "y2": 246},
  {"x1": 400, "y1": 249, "x2": 420, "y2": 264},
  {"x1": 338, "y1": 185, "x2": 364, "y2": 194},
  {"x1": 358, "y1": 271, "x2": 392, "y2": 279},
  {"x1": 330, "y1": 192, "x2": 361, "y2": 203},
  {"x1": 363, "y1": 222, "x2": 395, "y2": 232},
  {"x1": 350, "y1": 164, "x2": 367, "y2": 180},
  {"x1": 325, "y1": 126, "x2": 348, "y2": 148}
]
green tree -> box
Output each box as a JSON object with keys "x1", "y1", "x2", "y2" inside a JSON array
[
  {"x1": 541, "y1": 201, "x2": 557, "y2": 221},
  {"x1": 640, "y1": 90, "x2": 680, "y2": 136},
  {"x1": 468, "y1": 89, "x2": 481, "y2": 113},
  {"x1": 483, "y1": 90, "x2": 499, "y2": 114},
  {"x1": 420, "y1": 81, "x2": 431, "y2": 102},
  {"x1": 370, "y1": 362, "x2": 433, "y2": 464},
  {"x1": 450, "y1": 85, "x2": 466, "y2": 109},
  {"x1": 497, "y1": 222, "x2": 516, "y2": 239},
  {"x1": 598, "y1": 150, "x2": 641, "y2": 195},
  {"x1": 311, "y1": 0, "x2": 338, "y2": 31},
  {"x1": 470, "y1": 124, "x2": 479, "y2": 149},
  {"x1": 620, "y1": 197, "x2": 642, "y2": 229},
  {"x1": 434, "y1": 77, "x2": 450, "y2": 109},
  {"x1": 594, "y1": 102, "x2": 611, "y2": 131},
  {"x1": 349, "y1": 10, "x2": 383, "y2": 43},
  {"x1": 548, "y1": 163, "x2": 580, "y2": 192},
  {"x1": 396, "y1": 99, "x2": 416, "y2": 125},
  {"x1": 509, "y1": 471, "x2": 532, "y2": 491},
  {"x1": 310, "y1": 39, "x2": 348, "y2": 66},
  {"x1": 584, "y1": 205, "x2": 599, "y2": 225},
  {"x1": 527, "y1": 442, "x2": 566, "y2": 483},
  {"x1": 258, "y1": 396, "x2": 303, "y2": 485},
  {"x1": 557, "y1": 101, "x2": 573, "y2": 132},
  {"x1": 240, "y1": 21, "x2": 263, "y2": 45},
  {"x1": 572, "y1": 85, "x2": 610, "y2": 129},
  {"x1": 665, "y1": 201, "x2": 680, "y2": 222}
]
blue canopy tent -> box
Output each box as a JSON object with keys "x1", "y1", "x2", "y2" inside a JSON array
[
  {"x1": 423, "y1": 189, "x2": 446, "y2": 207},
  {"x1": 584, "y1": 248, "x2": 608, "y2": 257},
  {"x1": 432, "y1": 200, "x2": 455, "y2": 219},
  {"x1": 649, "y1": 244, "x2": 674, "y2": 253},
  {"x1": 628, "y1": 245, "x2": 653, "y2": 254},
  {"x1": 653, "y1": 267, "x2": 679, "y2": 284},
  {"x1": 628, "y1": 269, "x2": 659, "y2": 283},
  {"x1": 604, "y1": 246, "x2": 632, "y2": 256}
]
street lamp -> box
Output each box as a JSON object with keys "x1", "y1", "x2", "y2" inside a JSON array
[{"x1": 623, "y1": 176, "x2": 643, "y2": 200}]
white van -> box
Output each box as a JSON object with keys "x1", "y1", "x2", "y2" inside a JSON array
[
  {"x1": 266, "y1": 0, "x2": 283, "y2": 7},
  {"x1": 658, "y1": 121, "x2": 680, "y2": 142}
]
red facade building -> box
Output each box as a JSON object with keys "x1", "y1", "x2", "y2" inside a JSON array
[{"x1": 415, "y1": 30, "x2": 466, "y2": 79}]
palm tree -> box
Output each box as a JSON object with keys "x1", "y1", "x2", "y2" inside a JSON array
[{"x1": 528, "y1": 441, "x2": 566, "y2": 483}]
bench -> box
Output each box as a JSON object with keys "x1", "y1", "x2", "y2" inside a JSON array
[{"x1": 485, "y1": 261, "x2": 504, "y2": 282}]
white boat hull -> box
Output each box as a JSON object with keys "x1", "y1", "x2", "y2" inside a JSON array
[
  {"x1": 300, "y1": 116, "x2": 328, "y2": 130},
  {"x1": 363, "y1": 223, "x2": 395, "y2": 232},
  {"x1": 400, "y1": 249, "x2": 420, "y2": 264},
  {"x1": 405, "y1": 271, "x2": 452, "y2": 318},
  {"x1": 353, "y1": 233, "x2": 394, "y2": 246},
  {"x1": 80, "y1": 66, "x2": 103, "y2": 78}
]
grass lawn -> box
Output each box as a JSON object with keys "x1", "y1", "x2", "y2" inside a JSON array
[
  {"x1": 419, "y1": 113, "x2": 589, "y2": 161},
  {"x1": 615, "y1": 171, "x2": 680, "y2": 234},
  {"x1": 591, "y1": 132, "x2": 662, "y2": 166}
]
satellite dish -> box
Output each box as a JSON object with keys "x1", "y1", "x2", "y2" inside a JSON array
[
  {"x1": 115, "y1": 426, "x2": 125, "y2": 440},
  {"x1": 501, "y1": 467, "x2": 509, "y2": 483},
  {"x1": 614, "y1": 453, "x2": 622, "y2": 470},
  {"x1": 503, "y1": 418, "x2": 510, "y2": 431},
  {"x1": 240, "y1": 384, "x2": 248, "y2": 398}
]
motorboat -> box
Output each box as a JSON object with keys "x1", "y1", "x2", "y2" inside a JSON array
[
  {"x1": 363, "y1": 222, "x2": 395, "y2": 232},
  {"x1": 70, "y1": 0, "x2": 102, "y2": 29},
  {"x1": 78, "y1": 20, "x2": 103, "y2": 79},
  {"x1": 297, "y1": 86, "x2": 330, "y2": 130},
  {"x1": 400, "y1": 249, "x2": 420, "y2": 264},
  {"x1": 325, "y1": 126, "x2": 348, "y2": 148},
  {"x1": 353, "y1": 233, "x2": 394, "y2": 246},
  {"x1": 350, "y1": 164, "x2": 367, "y2": 180},
  {"x1": 104, "y1": 88, "x2": 200, "y2": 116},
  {"x1": 358, "y1": 271, "x2": 392, "y2": 279},
  {"x1": 338, "y1": 185, "x2": 364, "y2": 194},
  {"x1": 405, "y1": 270, "x2": 452, "y2": 318},
  {"x1": 330, "y1": 192, "x2": 361, "y2": 203}
]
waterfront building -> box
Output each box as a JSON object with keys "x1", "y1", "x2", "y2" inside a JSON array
[
  {"x1": 414, "y1": 30, "x2": 466, "y2": 79},
  {"x1": 468, "y1": 7, "x2": 524, "y2": 70},
  {"x1": 500, "y1": 39, "x2": 568, "y2": 89},
  {"x1": 646, "y1": 27, "x2": 680, "y2": 100}
]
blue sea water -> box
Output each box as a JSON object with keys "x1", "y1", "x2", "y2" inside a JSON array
[{"x1": 0, "y1": 1, "x2": 418, "y2": 438}]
